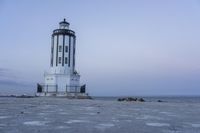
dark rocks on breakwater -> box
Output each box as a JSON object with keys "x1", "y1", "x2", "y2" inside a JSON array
[
  {"x1": 0, "y1": 94, "x2": 35, "y2": 98},
  {"x1": 157, "y1": 100, "x2": 167, "y2": 102},
  {"x1": 117, "y1": 97, "x2": 145, "y2": 102},
  {"x1": 16, "y1": 95, "x2": 35, "y2": 98},
  {"x1": 157, "y1": 100, "x2": 163, "y2": 102}
]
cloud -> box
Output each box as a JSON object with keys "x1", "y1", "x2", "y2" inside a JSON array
[
  {"x1": 0, "y1": 67, "x2": 33, "y2": 87},
  {"x1": 0, "y1": 75, "x2": 35, "y2": 95},
  {"x1": 0, "y1": 68, "x2": 8, "y2": 73},
  {"x1": 0, "y1": 68, "x2": 13, "y2": 79},
  {"x1": 0, "y1": 79, "x2": 19, "y2": 86},
  {"x1": 0, "y1": 68, "x2": 14, "y2": 79}
]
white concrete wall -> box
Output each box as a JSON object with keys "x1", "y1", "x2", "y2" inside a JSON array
[
  {"x1": 44, "y1": 73, "x2": 80, "y2": 93},
  {"x1": 56, "y1": 75, "x2": 70, "y2": 92},
  {"x1": 44, "y1": 75, "x2": 56, "y2": 92}
]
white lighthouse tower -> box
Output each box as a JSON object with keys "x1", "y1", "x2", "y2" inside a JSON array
[{"x1": 36, "y1": 19, "x2": 87, "y2": 97}]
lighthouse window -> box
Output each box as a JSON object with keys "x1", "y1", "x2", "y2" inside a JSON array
[
  {"x1": 65, "y1": 57, "x2": 68, "y2": 64},
  {"x1": 59, "y1": 46, "x2": 62, "y2": 52},
  {"x1": 65, "y1": 35, "x2": 69, "y2": 45},
  {"x1": 59, "y1": 57, "x2": 61, "y2": 64},
  {"x1": 65, "y1": 46, "x2": 68, "y2": 52}
]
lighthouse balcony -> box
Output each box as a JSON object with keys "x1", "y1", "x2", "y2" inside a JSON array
[
  {"x1": 53, "y1": 29, "x2": 75, "y2": 36},
  {"x1": 37, "y1": 84, "x2": 86, "y2": 95}
]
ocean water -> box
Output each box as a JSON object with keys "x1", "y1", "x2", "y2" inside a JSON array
[{"x1": 0, "y1": 96, "x2": 200, "y2": 133}]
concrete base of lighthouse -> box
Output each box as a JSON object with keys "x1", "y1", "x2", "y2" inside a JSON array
[
  {"x1": 35, "y1": 92, "x2": 90, "y2": 99},
  {"x1": 35, "y1": 86, "x2": 91, "y2": 99},
  {"x1": 36, "y1": 73, "x2": 90, "y2": 99}
]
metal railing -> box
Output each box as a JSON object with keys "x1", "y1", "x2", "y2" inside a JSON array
[
  {"x1": 53, "y1": 29, "x2": 75, "y2": 35},
  {"x1": 37, "y1": 84, "x2": 58, "y2": 93},
  {"x1": 37, "y1": 84, "x2": 86, "y2": 93},
  {"x1": 66, "y1": 85, "x2": 80, "y2": 93}
]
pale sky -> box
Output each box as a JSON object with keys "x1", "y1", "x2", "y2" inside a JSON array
[{"x1": 0, "y1": 0, "x2": 200, "y2": 96}]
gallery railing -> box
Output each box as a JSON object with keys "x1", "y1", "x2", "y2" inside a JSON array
[
  {"x1": 66, "y1": 84, "x2": 86, "y2": 93},
  {"x1": 37, "y1": 84, "x2": 58, "y2": 93},
  {"x1": 37, "y1": 84, "x2": 86, "y2": 93}
]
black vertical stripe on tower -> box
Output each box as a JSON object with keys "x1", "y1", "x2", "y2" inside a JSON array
[
  {"x1": 51, "y1": 36, "x2": 54, "y2": 67},
  {"x1": 50, "y1": 36, "x2": 52, "y2": 66},
  {"x1": 52, "y1": 36, "x2": 54, "y2": 66},
  {"x1": 73, "y1": 37, "x2": 75, "y2": 68},
  {"x1": 62, "y1": 35, "x2": 65, "y2": 66},
  {"x1": 68, "y1": 36, "x2": 71, "y2": 67},
  {"x1": 56, "y1": 35, "x2": 59, "y2": 66}
]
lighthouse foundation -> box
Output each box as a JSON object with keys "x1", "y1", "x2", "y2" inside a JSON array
[{"x1": 36, "y1": 73, "x2": 89, "y2": 98}]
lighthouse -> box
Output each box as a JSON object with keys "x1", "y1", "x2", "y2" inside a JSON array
[{"x1": 36, "y1": 19, "x2": 87, "y2": 97}]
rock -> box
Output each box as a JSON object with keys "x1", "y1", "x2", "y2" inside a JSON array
[
  {"x1": 16, "y1": 95, "x2": 35, "y2": 98},
  {"x1": 117, "y1": 98, "x2": 124, "y2": 101},
  {"x1": 138, "y1": 98, "x2": 145, "y2": 102},
  {"x1": 127, "y1": 97, "x2": 137, "y2": 101},
  {"x1": 118, "y1": 97, "x2": 145, "y2": 102}
]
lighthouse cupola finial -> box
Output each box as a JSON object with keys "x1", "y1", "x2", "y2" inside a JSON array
[{"x1": 59, "y1": 18, "x2": 70, "y2": 29}]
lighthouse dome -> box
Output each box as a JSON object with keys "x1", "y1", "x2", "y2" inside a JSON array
[{"x1": 59, "y1": 18, "x2": 69, "y2": 29}]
